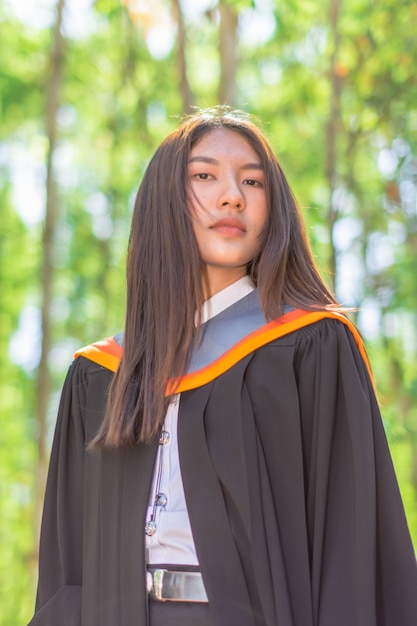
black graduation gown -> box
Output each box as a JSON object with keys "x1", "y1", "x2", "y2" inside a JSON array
[{"x1": 28, "y1": 318, "x2": 417, "y2": 626}]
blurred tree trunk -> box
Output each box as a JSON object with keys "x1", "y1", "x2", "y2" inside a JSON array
[
  {"x1": 34, "y1": 0, "x2": 66, "y2": 548},
  {"x1": 172, "y1": 0, "x2": 194, "y2": 113},
  {"x1": 325, "y1": 0, "x2": 343, "y2": 288},
  {"x1": 218, "y1": 0, "x2": 238, "y2": 106}
]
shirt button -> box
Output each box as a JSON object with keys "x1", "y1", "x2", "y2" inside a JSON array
[
  {"x1": 145, "y1": 520, "x2": 157, "y2": 536},
  {"x1": 159, "y1": 430, "x2": 170, "y2": 445},
  {"x1": 155, "y1": 493, "x2": 167, "y2": 507}
]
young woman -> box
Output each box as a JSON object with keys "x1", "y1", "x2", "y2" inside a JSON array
[{"x1": 29, "y1": 107, "x2": 417, "y2": 626}]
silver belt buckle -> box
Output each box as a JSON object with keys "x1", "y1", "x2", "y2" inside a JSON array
[{"x1": 147, "y1": 569, "x2": 208, "y2": 603}]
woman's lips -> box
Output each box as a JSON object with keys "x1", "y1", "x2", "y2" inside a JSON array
[{"x1": 210, "y1": 217, "x2": 246, "y2": 236}]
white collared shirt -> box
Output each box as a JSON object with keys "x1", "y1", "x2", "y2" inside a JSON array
[{"x1": 145, "y1": 275, "x2": 255, "y2": 565}]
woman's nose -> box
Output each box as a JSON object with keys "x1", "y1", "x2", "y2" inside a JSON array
[{"x1": 218, "y1": 179, "x2": 245, "y2": 210}]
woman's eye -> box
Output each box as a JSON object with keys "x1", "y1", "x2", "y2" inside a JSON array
[
  {"x1": 243, "y1": 179, "x2": 260, "y2": 186},
  {"x1": 195, "y1": 173, "x2": 210, "y2": 180}
]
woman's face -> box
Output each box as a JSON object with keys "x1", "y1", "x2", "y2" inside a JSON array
[{"x1": 187, "y1": 127, "x2": 269, "y2": 298}]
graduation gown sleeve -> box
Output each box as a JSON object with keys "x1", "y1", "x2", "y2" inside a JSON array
[
  {"x1": 28, "y1": 355, "x2": 157, "y2": 626},
  {"x1": 179, "y1": 318, "x2": 417, "y2": 626}
]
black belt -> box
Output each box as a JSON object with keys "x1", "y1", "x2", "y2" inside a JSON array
[{"x1": 147, "y1": 568, "x2": 208, "y2": 603}]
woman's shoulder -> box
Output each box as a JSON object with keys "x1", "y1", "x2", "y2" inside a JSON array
[
  {"x1": 292, "y1": 314, "x2": 356, "y2": 342},
  {"x1": 290, "y1": 313, "x2": 365, "y2": 355},
  {"x1": 73, "y1": 333, "x2": 123, "y2": 374},
  {"x1": 262, "y1": 311, "x2": 373, "y2": 380},
  {"x1": 266, "y1": 309, "x2": 363, "y2": 351},
  {"x1": 61, "y1": 334, "x2": 122, "y2": 394}
]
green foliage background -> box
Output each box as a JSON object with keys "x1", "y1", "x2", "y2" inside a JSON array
[{"x1": 0, "y1": 0, "x2": 416, "y2": 623}]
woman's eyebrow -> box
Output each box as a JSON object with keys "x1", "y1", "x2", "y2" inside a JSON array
[
  {"x1": 187, "y1": 156, "x2": 219, "y2": 165},
  {"x1": 187, "y1": 155, "x2": 263, "y2": 170}
]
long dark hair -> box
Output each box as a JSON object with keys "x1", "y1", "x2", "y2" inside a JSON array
[{"x1": 92, "y1": 106, "x2": 337, "y2": 448}]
